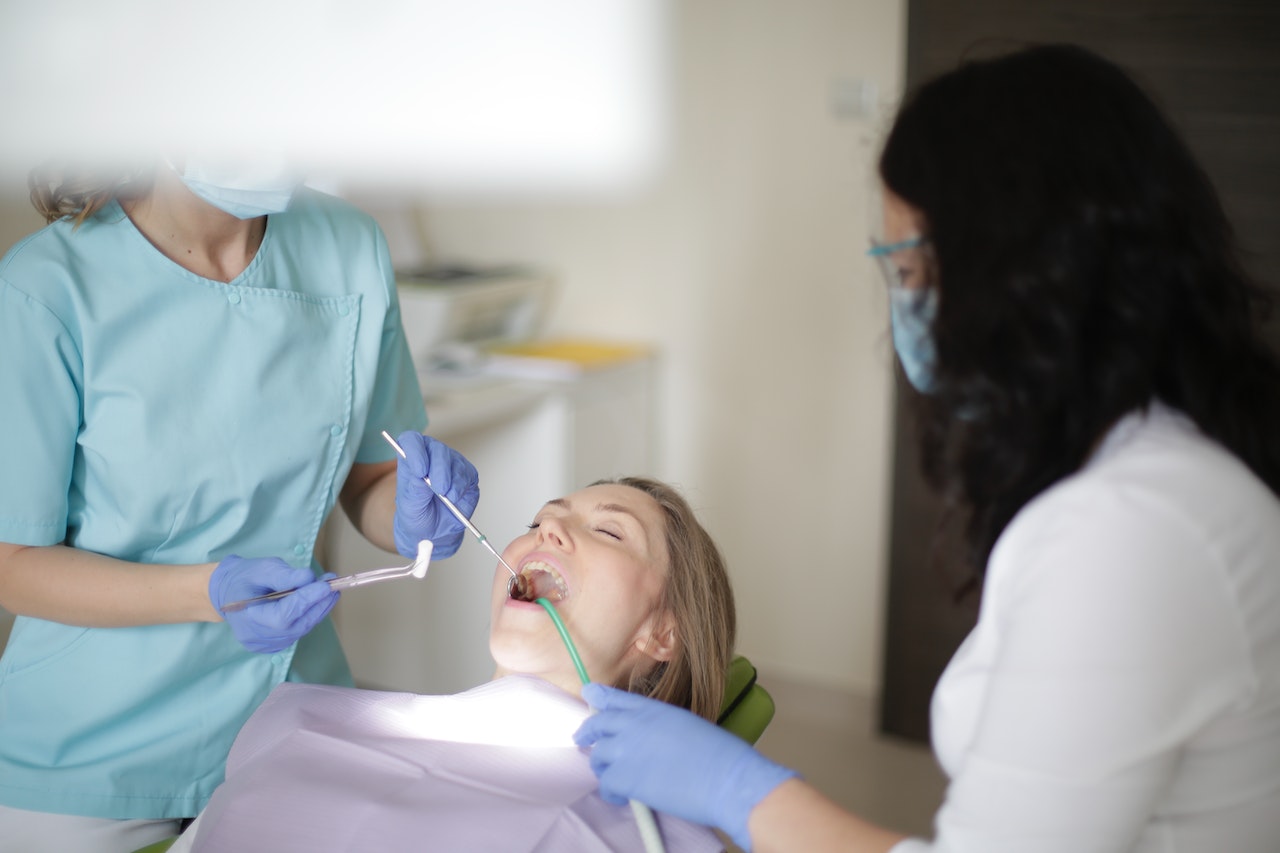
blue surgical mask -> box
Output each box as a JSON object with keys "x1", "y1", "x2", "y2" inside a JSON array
[
  {"x1": 888, "y1": 285, "x2": 938, "y2": 393},
  {"x1": 172, "y1": 159, "x2": 300, "y2": 219}
]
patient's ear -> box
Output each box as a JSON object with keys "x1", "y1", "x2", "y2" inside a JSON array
[{"x1": 636, "y1": 610, "x2": 678, "y2": 663}]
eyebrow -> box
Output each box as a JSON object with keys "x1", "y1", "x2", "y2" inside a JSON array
[
  {"x1": 595, "y1": 502, "x2": 643, "y2": 522},
  {"x1": 542, "y1": 498, "x2": 644, "y2": 524}
]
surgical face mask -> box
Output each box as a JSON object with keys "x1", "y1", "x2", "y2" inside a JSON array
[
  {"x1": 171, "y1": 158, "x2": 300, "y2": 219},
  {"x1": 888, "y1": 285, "x2": 938, "y2": 394}
]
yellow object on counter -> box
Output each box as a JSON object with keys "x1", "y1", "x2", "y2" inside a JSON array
[{"x1": 483, "y1": 338, "x2": 653, "y2": 380}]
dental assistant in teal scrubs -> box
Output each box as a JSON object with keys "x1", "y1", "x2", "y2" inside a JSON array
[{"x1": 0, "y1": 160, "x2": 479, "y2": 851}]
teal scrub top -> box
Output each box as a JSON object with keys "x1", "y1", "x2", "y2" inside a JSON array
[{"x1": 0, "y1": 189, "x2": 428, "y2": 819}]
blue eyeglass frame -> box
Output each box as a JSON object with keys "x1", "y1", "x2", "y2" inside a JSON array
[{"x1": 866, "y1": 236, "x2": 926, "y2": 257}]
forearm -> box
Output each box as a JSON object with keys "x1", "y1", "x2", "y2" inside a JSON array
[
  {"x1": 748, "y1": 778, "x2": 908, "y2": 853},
  {"x1": 340, "y1": 462, "x2": 399, "y2": 554},
  {"x1": 0, "y1": 541, "x2": 220, "y2": 627}
]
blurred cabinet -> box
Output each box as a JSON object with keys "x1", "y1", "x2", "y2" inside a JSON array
[{"x1": 323, "y1": 356, "x2": 655, "y2": 695}]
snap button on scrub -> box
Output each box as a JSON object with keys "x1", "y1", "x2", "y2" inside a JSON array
[
  {"x1": 330, "y1": 424, "x2": 343, "y2": 436},
  {"x1": 227, "y1": 292, "x2": 241, "y2": 305},
  {"x1": 293, "y1": 544, "x2": 306, "y2": 556}
]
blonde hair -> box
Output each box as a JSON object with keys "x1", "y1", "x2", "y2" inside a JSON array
[
  {"x1": 597, "y1": 477, "x2": 736, "y2": 723},
  {"x1": 28, "y1": 167, "x2": 150, "y2": 226}
]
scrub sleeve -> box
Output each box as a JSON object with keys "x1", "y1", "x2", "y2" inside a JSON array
[{"x1": 0, "y1": 190, "x2": 428, "y2": 820}]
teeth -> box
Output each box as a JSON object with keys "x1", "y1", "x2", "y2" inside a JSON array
[
  {"x1": 520, "y1": 560, "x2": 563, "y2": 583},
  {"x1": 517, "y1": 560, "x2": 569, "y2": 599}
]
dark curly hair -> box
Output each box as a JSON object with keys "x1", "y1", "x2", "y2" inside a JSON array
[{"x1": 879, "y1": 43, "x2": 1280, "y2": 584}]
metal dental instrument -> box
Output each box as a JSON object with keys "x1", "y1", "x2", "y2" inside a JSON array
[
  {"x1": 380, "y1": 430, "x2": 520, "y2": 582},
  {"x1": 221, "y1": 540, "x2": 434, "y2": 612}
]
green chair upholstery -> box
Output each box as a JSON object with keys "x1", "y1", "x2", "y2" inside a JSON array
[
  {"x1": 133, "y1": 839, "x2": 176, "y2": 853},
  {"x1": 717, "y1": 655, "x2": 775, "y2": 745}
]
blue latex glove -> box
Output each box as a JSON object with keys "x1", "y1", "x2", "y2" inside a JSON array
[
  {"x1": 209, "y1": 555, "x2": 339, "y2": 654},
  {"x1": 574, "y1": 683, "x2": 798, "y2": 850},
  {"x1": 392, "y1": 430, "x2": 480, "y2": 559}
]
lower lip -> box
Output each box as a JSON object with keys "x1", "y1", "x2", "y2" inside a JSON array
[{"x1": 503, "y1": 597, "x2": 547, "y2": 611}]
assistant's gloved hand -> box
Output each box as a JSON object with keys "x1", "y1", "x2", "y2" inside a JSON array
[
  {"x1": 574, "y1": 683, "x2": 798, "y2": 850},
  {"x1": 209, "y1": 556, "x2": 339, "y2": 654},
  {"x1": 392, "y1": 430, "x2": 479, "y2": 559}
]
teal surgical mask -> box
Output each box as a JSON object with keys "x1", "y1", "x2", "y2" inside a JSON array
[
  {"x1": 888, "y1": 285, "x2": 938, "y2": 393},
  {"x1": 172, "y1": 158, "x2": 300, "y2": 219}
]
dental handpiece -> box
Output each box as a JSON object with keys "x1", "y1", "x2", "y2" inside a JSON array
[{"x1": 380, "y1": 431, "x2": 519, "y2": 581}]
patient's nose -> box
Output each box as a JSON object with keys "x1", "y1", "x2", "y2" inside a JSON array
[{"x1": 538, "y1": 517, "x2": 570, "y2": 549}]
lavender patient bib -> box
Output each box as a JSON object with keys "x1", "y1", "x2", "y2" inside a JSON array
[{"x1": 182, "y1": 676, "x2": 723, "y2": 852}]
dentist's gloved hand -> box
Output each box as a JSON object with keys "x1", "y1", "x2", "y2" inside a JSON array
[
  {"x1": 392, "y1": 430, "x2": 479, "y2": 559},
  {"x1": 210, "y1": 556, "x2": 339, "y2": 654},
  {"x1": 574, "y1": 683, "x2": 798, "y2": 851}
]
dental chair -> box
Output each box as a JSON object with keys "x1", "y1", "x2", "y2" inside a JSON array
[
  {"x1": 716, "y1": 655, "x2": 776, "y2": 744},
  {"x1": 132, "y1": 656, "x2": 775, "y2": 853}
]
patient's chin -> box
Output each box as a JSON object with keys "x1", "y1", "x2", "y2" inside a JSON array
[
  {"x1": 488, "y1": 632, "x2": 541, "y2": 674},
  {"x1": 490, "y1": 631, "x2": 587, "y2": 687}
]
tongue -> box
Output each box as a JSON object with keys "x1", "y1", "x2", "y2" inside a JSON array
[{"x1": 510, "y1": 569, "x2": 565, "y2": 602}]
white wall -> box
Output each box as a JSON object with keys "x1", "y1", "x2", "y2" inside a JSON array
[
  {"x1": 369, "y1": 0, "x2": 907, "y2": 694},
  {"x1": 0, "y1": 0, "x2": 907, "y2": 695}
]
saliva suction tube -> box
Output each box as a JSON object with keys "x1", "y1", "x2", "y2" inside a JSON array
[
  {"x1": 533, "y1": 596, "x2": 590, "y2": 686},
  {"x1": 530, "y1": 593, "x2": 666, "y2": 853}
]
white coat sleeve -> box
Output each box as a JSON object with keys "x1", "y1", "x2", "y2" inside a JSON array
[{"x1": 916, "y1": 487, "x2": 1252, "y2": 852}]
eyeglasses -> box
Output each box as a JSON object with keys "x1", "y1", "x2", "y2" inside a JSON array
[{"x1": 867, "y1": 236, "x2": 932, "y2": 292}]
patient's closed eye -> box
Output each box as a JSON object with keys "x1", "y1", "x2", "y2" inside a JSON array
[{"x1": 528, "y1": 518, "x2": 623, "y2": 540}]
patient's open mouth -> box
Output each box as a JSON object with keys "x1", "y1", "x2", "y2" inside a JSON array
[{"x1": 508, "y1": 561, "x2": 568, "y2": 603}]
